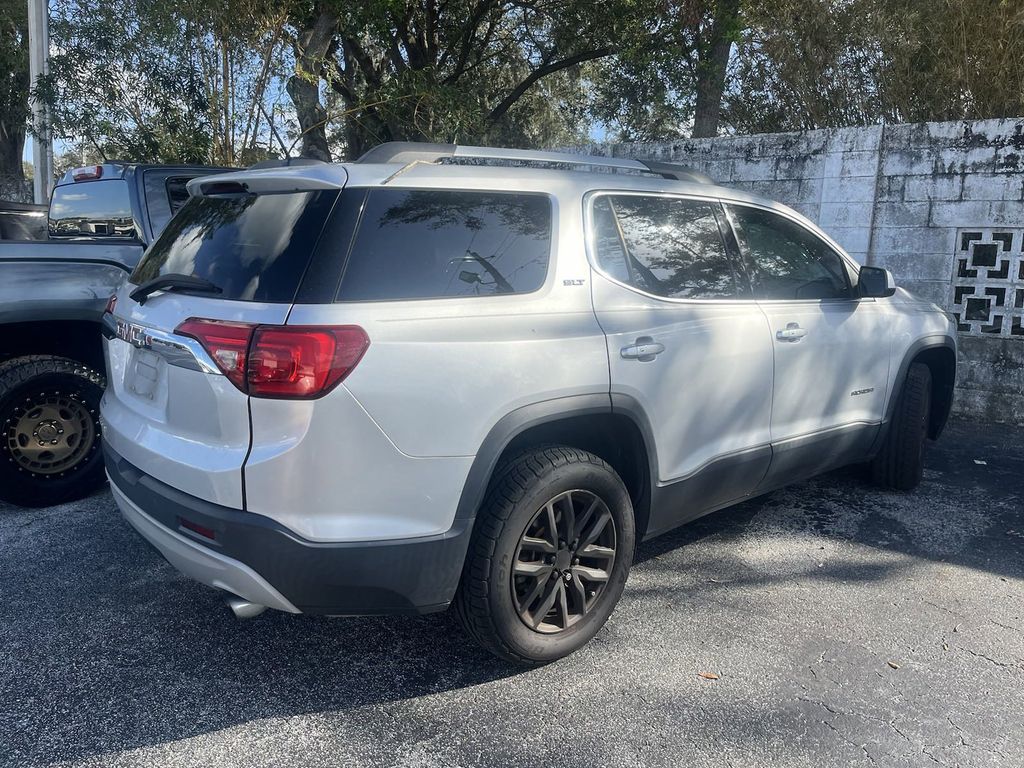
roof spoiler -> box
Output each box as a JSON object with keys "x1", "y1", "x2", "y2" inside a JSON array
[
  {"x1": 355, "y1": 142, "x2": 713, "y2": 184},
  {"x1": 247, "y1": 157, "x2": 328, "y2": 170}
]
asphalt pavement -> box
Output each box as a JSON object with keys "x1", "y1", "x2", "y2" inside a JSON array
[{"x1": 2, "y1": 419, "x2": 1022, "y2": 768}]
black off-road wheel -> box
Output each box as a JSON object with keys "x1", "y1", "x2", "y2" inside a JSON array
[
  {"x1": 455, "y1": 446, "x2": 635, "y2": 665},
  {"x1": 0, "y1": 356, "x2": 106, "y2": 508},
  {"x1": 871, "y1": 362, "x2": 932, "y2": 491}
]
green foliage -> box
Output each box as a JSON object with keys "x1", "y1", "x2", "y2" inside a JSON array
[
  {"x1": 26, "y1": 0, "x2": 1024, "y2": 166},
  {"x1": 725, "y1": 0, "x2": 1024, "y2": 133},
  {"x1": 0, "y1": 0, "x2": 29, "y2": 179},
  {"x1": 881, "y1": 0, "x2": 1024, "y2": 122},
  {"x1": 42, "y1": 0, "x2": 212, "y2": 162},
  {"x1": 42, "y1": 0, "x2": 292, "y2": 165},
  {"x1": 302, "y1": 0, "x2": 630, "y2": 155}
]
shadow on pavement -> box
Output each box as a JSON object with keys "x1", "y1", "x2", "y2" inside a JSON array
[{"x1": 0, "y1": 419, "x2": 1020, "y2": 765}]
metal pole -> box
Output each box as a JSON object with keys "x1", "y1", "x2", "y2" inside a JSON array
[{"x1": 27, "y1": 0, "x2": 52, "y2": 204}]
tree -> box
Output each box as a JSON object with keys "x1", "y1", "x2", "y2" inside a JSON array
[
  {"x1": 724, "y1": 0, "x2": 1024, "y2": 134},
  {"x1": 584, "y1": 0, "x2": 744, "y2": 142},
  {"x1": 692, "y1": 0, "x2": 742, "y2": 137},
  {"x1": 0, "y1": 0, "x2": 29, "y2": 188},
  {"x1": 42, "y1": 0, "x2": 291, "y2": 166},
  {"x1": 286, "y1": 0, "x2": 654, "y2": 159},
  {"x1": 881, "y1": 0, "x2": 1024, "y2": 123}
]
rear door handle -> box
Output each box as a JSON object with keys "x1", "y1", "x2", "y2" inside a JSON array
[
  {"x1": 776, "y1": 322, "x2": 807, "y2": 342},
  {"x1": 620, "y1": 337, "x2": 665, "y2": 362}
]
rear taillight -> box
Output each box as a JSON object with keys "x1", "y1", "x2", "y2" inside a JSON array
[
  {"x1": 173, "y1": 319, "x2": 369, "y2": 399},
  {"x1": 248, "y1": 326, "x2": 369, "y2": 398},
  {"x1": 175, "y1": 318, "x2": 254, "y2": 391}
]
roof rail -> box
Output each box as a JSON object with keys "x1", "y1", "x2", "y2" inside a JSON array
[{"x1": 355, "y1": 142, "x2": 713, "y2": 184}]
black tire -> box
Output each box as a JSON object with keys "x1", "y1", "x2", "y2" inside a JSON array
[
  {"x1": 455, "y1": 445, "x2": 635, "y2": 665},
  {"x1": 871, "y1": 362, "x2": 932, "y2": 491},
  {"x1": 0, "y1": 356, "x2": 106, "y2": 507}
]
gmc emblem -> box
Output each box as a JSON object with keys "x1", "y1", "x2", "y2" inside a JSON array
[{"x1": 116, "y1": 319, "x2": 153, "y2": 349}]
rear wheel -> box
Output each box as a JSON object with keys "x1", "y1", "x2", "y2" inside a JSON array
[
  {"x1": 0, "y1": 356, "x2": 106, "y2": 507},
  {"x1": 456, "y1": 446, "x2": 635, "y2": 665},
  {"x1": 871, "y1": 362, "x2": 932, "y2": 491}
]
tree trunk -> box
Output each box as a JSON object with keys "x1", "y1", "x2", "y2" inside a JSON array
[
  {"x1": 692, "y1": 0, "x2": 741, "y2": 139},
  {"x1": 1, "y1": 2, "x2": 29, "y2": 194},
  {"x1": 288, "y1": 10, "x2": 337, "y2": 162},
  {"x1": 0, "y1": 123, "x2": 26, "y2": 181}
]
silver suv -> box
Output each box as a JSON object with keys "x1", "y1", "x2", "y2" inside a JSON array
[{"x1": 101, "y1": 143, "x2": 957, "y2": 664}]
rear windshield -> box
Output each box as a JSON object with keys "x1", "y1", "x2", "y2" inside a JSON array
[
  {"x1": 131, "y1": 190, "x2": 338, "y2": 302},
  {"x1": 335, "y1": 189, "x2": 552, "y2": 301},
  {"x1": 49, "y1": 180, "x2": 137, "y2": 239}
]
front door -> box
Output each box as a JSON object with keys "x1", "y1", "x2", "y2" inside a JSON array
[
  {"x1": 724, "y1": 203, "x2": 891, "y2": 484},
  {"x1": 587, "y1": 192, "x2": 774, "y2": 538}
]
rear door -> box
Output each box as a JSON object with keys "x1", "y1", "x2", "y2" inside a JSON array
[
  {"x1": 587, "y1": 192, "x2": 774, "y2": 537},
  {"x1": 101, "y1": 185, "x2": 342, "y2": 508},
  {"x1": 723, "y1": 203, "x2": 890, "y2": 483}
]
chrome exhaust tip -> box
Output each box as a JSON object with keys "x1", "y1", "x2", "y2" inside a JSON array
[{"x1": 225, "y1": 594, "x2": 267, "y2": 619}]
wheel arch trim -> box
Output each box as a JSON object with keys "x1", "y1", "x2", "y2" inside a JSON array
[
  {"x1": 455, "y1": 394, "x2": 614, "y2": 520},
  {"x1": 881, "y1": 334, "x2": 957, "y2": 443},
  {"x1": 455, "y1": 393, "x2": 660, "y2": 524}
]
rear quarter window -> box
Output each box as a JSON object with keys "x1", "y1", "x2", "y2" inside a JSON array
[
  {"x1": 335, "y1": 189, "x2": 552, "y2": 302},
  {"x1": 131, "y1": 190, "x2": 338, "y2": 302}
]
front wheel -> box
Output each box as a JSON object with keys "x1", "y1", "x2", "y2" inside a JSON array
[
  {"x1": 455, "y1": 446, "x2": 635, "y2": 665},
  {"x1": 871, "y1": 362, "x2": 932, "y2": 491},
  {"x1": 0, "y1": 356, "x2": 106, "y2": 507}
]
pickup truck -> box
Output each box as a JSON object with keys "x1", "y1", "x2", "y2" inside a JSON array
[{"x1": 0, "y1": 162, "x2": 229, "y2": 506}]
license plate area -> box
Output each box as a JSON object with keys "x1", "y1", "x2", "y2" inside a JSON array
[{"x1": 128, "y1": 348, "x2": 162, "y2": 400}]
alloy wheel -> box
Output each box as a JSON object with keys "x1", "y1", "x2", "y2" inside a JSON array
[
  {"x1": 511, "y1": 489, "x2": 617, "y2": 633},
  {"x1": 6, "y1": 391, "x2": 96, "y2": 476}
]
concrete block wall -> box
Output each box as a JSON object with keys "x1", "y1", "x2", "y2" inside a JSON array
[{"x1": 564, "y1": 118, "x2": 1024, "y2": 424}]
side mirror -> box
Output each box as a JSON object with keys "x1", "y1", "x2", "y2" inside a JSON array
[{"x1": 857, "y1": 266, "x2": 896, "y2": 298}]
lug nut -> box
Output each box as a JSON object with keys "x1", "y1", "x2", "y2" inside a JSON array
[
  {"x1": 572, "y1": 558, "x2": 579, "y2": 566},
  {"x1": 563, "y1": 572, "x2": 573, "y2": 583},
  {"x1": 551, "y1": 571, "x2": 559, "y2": 580}
]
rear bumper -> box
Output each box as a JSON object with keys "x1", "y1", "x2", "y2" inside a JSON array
[{"x1": 104, "y1": 441, "x2": 473, "y2": 615}]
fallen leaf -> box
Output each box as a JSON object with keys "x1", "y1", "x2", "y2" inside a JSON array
[
  {"x1": 973, "y1": 459, "x2": 987, "y2": 465},
  {"x1": 953, "y1": 623, "x2": 961, "y2": 633},
  {"x1": 942, "y1": 643, "x2": 949, "y2": 651},
  {"x1": 697, "y1": 671, "x2": 720, "y2": 680},
  {"x1": 887, "y1": 661, "x2": 901, "y2": 670}
]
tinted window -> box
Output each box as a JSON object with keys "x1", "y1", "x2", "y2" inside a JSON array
[
  {"x1": 337, "y1": 189, "x2": 551, "y2": 301},
  {"x1": 591, "y1": 194, "x2": 740, "y2": 299},
  {"x1": 131, "y1": 190, "x2": 338, "y2": 302},
  {"x1": 590, "y1": 197, "x2": 631, "y2": 283},
  {"x1": 727, "y1": 205, "x2": 851, "y2": 300},
  {"x1": 49, "y1": 180, "x2": 137, "y2": 239},
  {"x1": 166, "y1": 178, "x2": 192, "y2": 215}
]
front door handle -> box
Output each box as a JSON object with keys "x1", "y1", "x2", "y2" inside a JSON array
[
  {"x1": 776, "y1": 322, "x2": 808, "y2": 342},
  {"x1": 621, "y1": 336, "x2": 665, "y2": 362}
]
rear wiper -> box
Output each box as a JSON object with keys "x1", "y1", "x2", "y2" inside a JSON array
[{"x1": 130, "y1": 274, "x2": 223, "y2": 305}]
